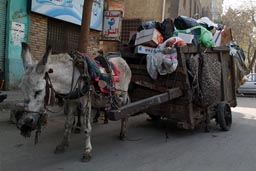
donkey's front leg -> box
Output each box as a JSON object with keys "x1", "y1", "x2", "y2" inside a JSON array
[
  {"x1": 55, "y1": 103, "x2": 75, "y2": 153},
  {"x1": 82, "y1": 100, "x2": 93, "y2": 162},
  {"x1": 120, "y1": 117, "x2": 128, "y2": 140},
  {"x1": 119, "y1": 95, "x2": 130, "y2": 140}
]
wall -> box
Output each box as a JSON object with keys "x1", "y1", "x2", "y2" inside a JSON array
[
  {"x1": 123, "y1": 0, "x2": 163, "y2": 21},
  {"x1": 178, "y1": 0, "x2": 192, "y2": 17},
  {"x1": 5, "y1": 0, "x2": 30, "y2": 89},
  {"x1": 29, "y1": 13, "x2": 101, "y2": 60},
  {"x1": 29, "y1": 13, "x2": 48, "y2": 61},
  {"x1": 199, "y1": 0, "x2": 212, "y2": 19},
  {"x1": 88, "y1": 30, "x2": 101, "y2": 56},
  {"x1": 123, "y1": 0, "x2": 207, "y2": 21},
  {"x1": 168, "y1": 0, "x2": 179, "y2": 19}
]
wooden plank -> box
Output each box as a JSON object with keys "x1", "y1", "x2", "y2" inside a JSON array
[{"x1": 108, "y1": 88, "x2": 183, "y2": 121}]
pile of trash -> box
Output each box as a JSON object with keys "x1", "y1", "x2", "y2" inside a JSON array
[
  {"x1": 126, "y1": 15, "x2": 249, "y2": 107},
  {"x1": 127, "y1": 16, "x2": 234, "y2": 80}
]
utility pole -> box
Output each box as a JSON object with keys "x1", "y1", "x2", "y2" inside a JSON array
[
  {"x1": 249, "y1": 49, "x2": 256, "y2": 72},
  {"x1": 79, "y1": 0, "x2": 93, "y2": 53}
]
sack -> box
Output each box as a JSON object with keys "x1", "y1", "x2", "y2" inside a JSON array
[
  {"x1": 229, "y1": 42, "x2": 250, "y2": 89},
  {"x1": 174, "y1": 16, "x2": 199, "y2": 30},
  {"x1": 187, "y1": 53, "x2": 221, "y2": 107}
]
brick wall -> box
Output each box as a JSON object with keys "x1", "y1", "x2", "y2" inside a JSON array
[
  {"x1": 29, "y1": 13, "x2": 101, "y2": 60},
  {"x1": 29, "y1": 13, "x2": 48, "y2": 61},
  {"x1": 88, "y1": 30, "x2": 101, "y2": 56}
]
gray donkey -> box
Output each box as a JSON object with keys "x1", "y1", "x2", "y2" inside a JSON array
[{"x1": 17, "y1": 43, "x2": 131, "y2": 161}]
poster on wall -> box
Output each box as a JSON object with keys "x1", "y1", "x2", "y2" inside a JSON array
[
  {"x1": 11, "y1": 22, "x2": 25, "y2": 46},
  {"x1": 103, "y1": 10, "x2": 122, "y2": 41},
  {"x1": 31, "y1": 0, "x2": 104, "y2": 31}
]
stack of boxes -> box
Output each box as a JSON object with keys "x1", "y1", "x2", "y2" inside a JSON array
[{"x1": 134, "y1": 28, "x2": 164, "y2": 55}]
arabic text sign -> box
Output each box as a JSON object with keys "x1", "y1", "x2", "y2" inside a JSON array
[{"x1": 103, "y1": 11, "x2": 122, "y2": 41}]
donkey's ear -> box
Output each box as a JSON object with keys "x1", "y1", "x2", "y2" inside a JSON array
[
  {"x1": 21, "y1": 42, "x2": 33, "y2": 69},
  {"x1": 36, "y1": 45, "x2": 52, "y2": 73}
]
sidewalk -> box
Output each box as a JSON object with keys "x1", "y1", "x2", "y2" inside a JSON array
[{"x1": 0, "y1": 90, "x2": 24, "y2": 110}]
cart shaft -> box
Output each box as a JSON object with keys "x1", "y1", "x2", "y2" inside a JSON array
[{"x1": 108, "y1": 87, "x2": 183, "y2": 121}]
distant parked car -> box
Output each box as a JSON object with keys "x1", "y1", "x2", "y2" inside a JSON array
[{"x1": 237, "y1": 73, "x2": 256, "y2": 95}]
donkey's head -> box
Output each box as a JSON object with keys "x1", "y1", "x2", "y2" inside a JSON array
[{"x1": 17, "y1": 43, "x2": 52, "y2": 137}]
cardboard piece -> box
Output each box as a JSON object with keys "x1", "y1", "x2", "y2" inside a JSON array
[
  {"x1": 212, "y1": 28, "x2": 233, "y2": 47},
  {"x1": 220, "y1": 28, "x2": 232, "y2": 46},
  {"x1": 135, "y1": 28, "x2": 163, "y2": 47},
  {"x1": 134, "y1": 45, "x2": 160, "y2": 55},
  {"x1": 177, "y1": 33, "x2": 194, "y2": 44}
]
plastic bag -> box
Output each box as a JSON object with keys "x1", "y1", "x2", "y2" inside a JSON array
[
  {"x1": 197, "y1": 17, "x2": 218, "y2": 31},
  {"x1": 156, "y1": 18, "x2": 175, "y2": 40},
  {"x1": 137, "y1": 21, "x2": 156, "y2": 31},
  {"x1": 174, "y1": 26, "x2": 215, "y2": 47},
  {"x1": 158, "y1": 37, "x2": 186, "y2": 50},
  {"x1": 174, "y1": 16, "x2": 199, "y2": 30},
  {"x1": 146, "y1": 49, "x2": 178, "y2": 80}
]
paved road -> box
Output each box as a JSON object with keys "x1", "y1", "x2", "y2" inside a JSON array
[{"x1": 0, "y1": 97, "x2": 256, "y2": 171}]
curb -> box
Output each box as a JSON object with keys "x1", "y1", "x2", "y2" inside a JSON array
[
  {"x1": 0, "y1": 91, "x2": 23, "y2": 110},
  {"x1": 0, "y1": 100, "x2": 23, "y2": 110}
]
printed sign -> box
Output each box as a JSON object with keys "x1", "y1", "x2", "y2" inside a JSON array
[
  {"x1": 103, "y1": 10, "x2": 122, "y2": 41},
  {"x1": 31, "y1": 0, "x2": 104, "y2": 31},
  {"x1": 11, "y1": 22, "x2": 25, "y2": 46}
]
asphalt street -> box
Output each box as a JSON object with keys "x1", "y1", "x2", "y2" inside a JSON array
[{"x1": 0, "y1": 96, "x2": 256, "y2": 171}]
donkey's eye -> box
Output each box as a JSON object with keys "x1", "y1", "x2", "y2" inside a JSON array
[{"x1": 34, "y1": 90, "x2": 42, "y2": 98}]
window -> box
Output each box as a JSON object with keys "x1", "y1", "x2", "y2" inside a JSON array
[{"x1": 47, "y1": 18, "x2": 80, "y2": 54}]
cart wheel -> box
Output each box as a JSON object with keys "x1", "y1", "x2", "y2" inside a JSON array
[{"x1": 216, "y1": 102, "x2": 232, "y2": 131}]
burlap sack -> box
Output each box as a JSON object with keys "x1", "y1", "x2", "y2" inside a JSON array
[{"x1": 187, "y1": 53, "x2": 221, "y2": 107}]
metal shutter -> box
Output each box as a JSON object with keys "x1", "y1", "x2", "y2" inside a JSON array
[
  {"x1": 47, "y1": 18, "x2": 80, "y2": 54},
  {"x1": 0, "y1": 0, "x2": 7, "y2": 72}
]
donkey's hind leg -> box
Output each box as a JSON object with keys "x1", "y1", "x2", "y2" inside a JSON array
[
  {"x1": 55, "y1": 102, "x2": 75, "y2": 153},
  {"x1": 81, "y1": 98, "x2": 93, "y2": 162},
  {"x1": 74, "y1": 103, "x2": 82, "y2": 133},
  {"x1": 119, "y1": 94, "x2": 130, "y2": 140}
]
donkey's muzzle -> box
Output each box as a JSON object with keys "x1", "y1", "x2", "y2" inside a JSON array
[{"x1": 20, "y1": 118, "x2": 36, "y2": 137}]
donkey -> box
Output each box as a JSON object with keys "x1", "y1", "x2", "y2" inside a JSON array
[{"x1": 17, "y1": 43, "x2": 131, "y2": 161}]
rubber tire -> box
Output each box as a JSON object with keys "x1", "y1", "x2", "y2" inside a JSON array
[{"x1": 216, "y1": 102, "x2": 232, "y2": 131}]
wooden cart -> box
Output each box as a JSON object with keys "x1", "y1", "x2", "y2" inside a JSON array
[{"x1": 109, "y1": 46, "x2": 236, "y2": 131}]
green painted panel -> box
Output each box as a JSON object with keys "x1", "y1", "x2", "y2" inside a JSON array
[{"x1": 5, "y1": 0, "x2": 30, "y2": 89}]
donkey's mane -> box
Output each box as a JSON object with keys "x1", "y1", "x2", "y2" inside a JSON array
[{"x1": 47, "y1": 53, "x2": 72, "y2": 64}]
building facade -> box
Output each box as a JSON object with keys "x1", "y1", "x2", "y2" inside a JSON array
[
  {"x1": 0, "y1": 0, "x2": 30, "y2": 90},
  {"x1": 1, "y1": 0, "x2": 106, "y2": 89},
  {"x1": 0, "y1": 0, "x2": 223, "y2": 89},
  {"x1": 124, "y1": 0, "x2": 213, "y2": 21}
]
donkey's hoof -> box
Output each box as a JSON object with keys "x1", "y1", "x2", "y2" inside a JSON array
[
  {"x1": 82, "y1": 152, "x2": 92, "y2": 162},
  {"x1": 119, "y1": 133, "x2": 126, "y2": 141},
  {"x1": 54, "y1": 144, "x2": 67, "y2": 154}
]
